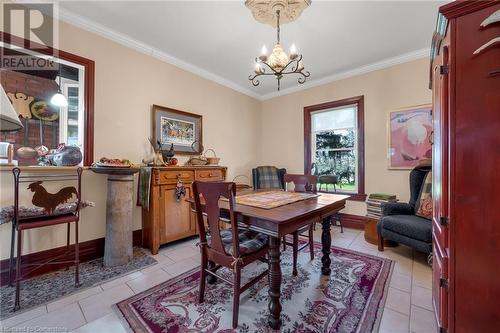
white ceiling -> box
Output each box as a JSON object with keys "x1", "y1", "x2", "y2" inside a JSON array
[{"x1": 56, "y1": 1, "x2": 446, "y2": 100}]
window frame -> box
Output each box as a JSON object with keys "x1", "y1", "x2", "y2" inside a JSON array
[
  {"x1": 304, "y1": 96, "x2": 366, "y2": 201},
  {"x1": 1, "y1": 32, "x2": 95, "y2": 166}
]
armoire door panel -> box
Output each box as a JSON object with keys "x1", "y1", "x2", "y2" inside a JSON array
[
  {"x1": 453, "y1": 4, "x2": 500, "y2": 331},
  {"x1": 432, "y1": 235, "x2": 449, "y2": 331},
  {"x1": 432, "y1": 39, "x2": 450, "y2": 251}
]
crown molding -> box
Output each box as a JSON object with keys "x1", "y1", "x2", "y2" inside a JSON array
[
  {"x1": 53, "y1": 5, "x2": 429, "y2": 102},
  {"x1": 259, "y1": 47, "x2": 430, "y2": 100},
  {"x1": 57, "y1": 7, "x2": 262, "y2": 100}
]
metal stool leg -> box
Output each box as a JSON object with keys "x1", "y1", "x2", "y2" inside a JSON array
[
  {"x1": 9, "y1": 223, "x2": 15, "y2": 286},
  {"x1": 14, "y1": 229, "x2": 22, "y2": 311},
  {"x1": 66, "y1": 222, "x2": 71, "y2": 270},
  {"x1": 75, "y1": 220, "x2": 80, "y2": 287}
]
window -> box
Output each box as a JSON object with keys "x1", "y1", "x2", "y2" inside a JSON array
[
  {"x1": 0, "y1": 33, "x2": 94, "y2": 166},
  {"x1": 304, "y1": 96, "x2": 365, "y2": 200}
]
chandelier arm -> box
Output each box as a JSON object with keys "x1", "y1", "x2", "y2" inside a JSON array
[
  {"x1": 281, "y1": 55, "x2": 303, "y2": 73},
  {"x1": 259, "y1": 60, "x2": 278, "y2": 73},
  {"x1": 249, "y1": 75, "x2": 261, "y2": 87},
  {"x1": 301, "y1": 70, "x2": 311, "y2": 77},
  {"x1": 297, "y1": 71, "x2": 311, "y2": 84}
]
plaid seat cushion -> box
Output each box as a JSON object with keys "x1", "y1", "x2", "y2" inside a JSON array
[
  {"x1": 209, "y1": 228, "x2": 268, "y2": 256},
  {"x1": 256, "y1": 166, "x2": 282, "y2": 189}
]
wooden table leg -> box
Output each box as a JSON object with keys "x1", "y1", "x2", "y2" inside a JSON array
[
  {"x1": 321, "y1": 216, "x2": 332, "y2": 275},
  {"x1": 268, "y1": 236, "x2": 282, "y2": 329}
]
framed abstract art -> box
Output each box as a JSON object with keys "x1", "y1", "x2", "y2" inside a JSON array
[
  {"x1": 388, "y1": 105, "x2": 432, "y2": 169},
  {"x1": 152, "y1": 105, "x2": 202, "y2": 155}
]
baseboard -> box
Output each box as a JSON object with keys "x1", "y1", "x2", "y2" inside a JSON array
[
  {"x1": 338, "y1": 213, "x2": 368, "y2": 230},
  {"x1": 0, "y1": 229, "x2": 143, "y2": 285}
]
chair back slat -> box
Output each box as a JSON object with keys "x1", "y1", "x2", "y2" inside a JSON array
[
  {"x1": 284, "y1": 174, "x2": 318, "y2": 193},
  {"x1": 192, "y1": 181, "x2": 239, "y2": 257},
  {"x1": 12, "y1": 167, "x2": 84, "y2": 223}
]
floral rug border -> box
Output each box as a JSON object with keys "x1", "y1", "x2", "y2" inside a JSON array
[{"x1": 115, "y1": 244, "x2": 394, "y2": 333}]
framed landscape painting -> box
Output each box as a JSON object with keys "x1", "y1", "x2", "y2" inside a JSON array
[
  {"x1": 388, "y1": 105, "x2": 432, "y2": 169},
  {"x1": 152, "y1": 105, "x2": 202, "y2": 154}
]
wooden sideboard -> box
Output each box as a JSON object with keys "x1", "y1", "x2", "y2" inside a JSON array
[{"x1": 141, "y1": 166, "x2": 227, "y2": 254}]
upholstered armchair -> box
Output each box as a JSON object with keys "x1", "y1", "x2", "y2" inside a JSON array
[
  {"x1": 252, "y1": 166, "x2": 287, "y2": 190},
  {"x1": 377, "y1": 164, "x2": 432, "y2": 254}
]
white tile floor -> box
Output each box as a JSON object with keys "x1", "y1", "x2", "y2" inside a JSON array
[{"x1": 0, "y1": 227, "x2": 437, "y2": 333}]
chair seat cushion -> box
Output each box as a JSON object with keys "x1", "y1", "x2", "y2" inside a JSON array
[
  {"x1": 380, "y1": 214, "x2": 432, "y2": 243},
  {"x1": 209, "y1": 228, "x2": 268, "y2": 256},
  {"x1": 0, "y1": 201, "x2": 95, "y2": 226}
]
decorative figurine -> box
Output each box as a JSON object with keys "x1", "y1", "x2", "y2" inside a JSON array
[
  {"x1": 28, "y1": 181, "x2": 78, "y2": 214},
  {"x1": 52, "y1": 144, "x2": 83, "y2": 166},
  {"x1": 174, "y1": 176, "x2": 186, "y2": 202}
]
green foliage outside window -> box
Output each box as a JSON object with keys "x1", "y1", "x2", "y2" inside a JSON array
[{"x1": 313, "y1": 129, "x2": 356, "y2": 189}]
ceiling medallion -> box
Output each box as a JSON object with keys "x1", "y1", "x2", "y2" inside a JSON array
[
  {"x1": 245, "y1": 0, "x2": 311, "y2": 27},
  {"x1": 247, "y1": 4, "x2": 311, "y2": 91}
]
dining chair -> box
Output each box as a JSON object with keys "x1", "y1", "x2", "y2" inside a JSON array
[
  {"x1": 283, "y1": 174, "x2": 318, "y2": 276},
  {"x1": 10, "y1": 167, "x2": 83, "y2": 311},
  {"x1": 192, "y1": 181, "x2": 269, "y2": 328}
]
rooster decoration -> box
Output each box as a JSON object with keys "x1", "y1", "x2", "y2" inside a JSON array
[{"x1": 28, "y1": 181, "x2": 78, "y2": 214}]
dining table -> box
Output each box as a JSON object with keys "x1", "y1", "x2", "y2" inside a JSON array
[{"x1": 188, "y1": 190, "x2": 350, "y2": 329}]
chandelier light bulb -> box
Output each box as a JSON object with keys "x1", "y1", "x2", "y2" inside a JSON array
[
  {"x1": 298, "y1": 60, "x2": 304, "y2": 71},
  {"x1": 290, "y1": 43, "x2": 298, "y2": 59},
  {"x1": 261, "y1": 45, "x2": 268, "y2": 56},
  {"x1": 259, "y1": 45, "x2": 268, "y2": 62},
  {"x1": 254, "y1": 62, "x2": 262, "y2": 74}
]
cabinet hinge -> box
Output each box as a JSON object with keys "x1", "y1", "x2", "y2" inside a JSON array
[
  {"x1": 440, "y1": 277, "x2": 449, "y2": 289},
  {"x1": 440, "y1": 64, "x2": 449, "y2": 75},
  {"x1": 440, "y1": 216, "x2": 449, "y2": 226}
]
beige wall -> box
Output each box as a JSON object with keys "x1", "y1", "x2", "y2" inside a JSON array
[
  {"x1": 0, "y1": 18, "x2": 431, "y2": 259},
  {"x1": 0, "y1": 21, "x2": 262, "y2": 259},
  {"x1": 259, "y1": 58, "x2": 432, "y2": 215}
]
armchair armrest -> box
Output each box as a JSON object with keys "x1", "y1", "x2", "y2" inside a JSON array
[{"x1": 381, "y1": 202, "x2": 414, "y2": 216}]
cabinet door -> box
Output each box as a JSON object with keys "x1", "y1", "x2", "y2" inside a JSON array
[
  {"x1": 431, "y1": 35, "x2": 450, "y2": 333},
  {"x1": 432, "y1": 235, "x2": 449, "y2": 331},
  {"x1": 159, "y1": 185, "x2": 195, "y2": 243},
  {"x1": 432, "y1": 41, "x2": 449, "y2": 251},
  {"x1": 453, "y1": 5, "x2": 500, "y2": 331}
]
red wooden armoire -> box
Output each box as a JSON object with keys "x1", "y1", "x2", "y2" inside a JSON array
[{"x1": 430, "y1": 1, "x2": 500, "y2": 332}]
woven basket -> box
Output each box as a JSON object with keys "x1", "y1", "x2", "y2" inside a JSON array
[
  {"x1": 232, "y1": 175, "x2": 251, "y2": 191},
  {"x1": 186, "y1": 156, "x2": 208, "y2": 165},
  {"x1": 204, "y1": 148, "x2": 220, "y2": 165}
]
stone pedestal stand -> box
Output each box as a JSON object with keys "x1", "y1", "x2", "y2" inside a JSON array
[{"x1": 91, "y1": 167, "x2": 139, "y2": 267}]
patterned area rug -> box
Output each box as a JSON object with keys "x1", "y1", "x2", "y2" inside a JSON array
[
  {"x1": 0, "y1": 247, "x2": 156, "y2": 320},
  {"x1": 117, "y1": 242, "x2": 393, "y2": 332}
]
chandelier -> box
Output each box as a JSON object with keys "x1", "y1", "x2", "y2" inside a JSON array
[{"x1": 248, "y1": 9, "x2": 310, "y2": 91}]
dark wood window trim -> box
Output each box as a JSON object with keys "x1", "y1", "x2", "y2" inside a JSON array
[
  {"x1": 1, "y1": 32, "x2": 95, "y2": 166},
  {"x1": 304, "y1": 96, "x2": 366, "y2": 201}
]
